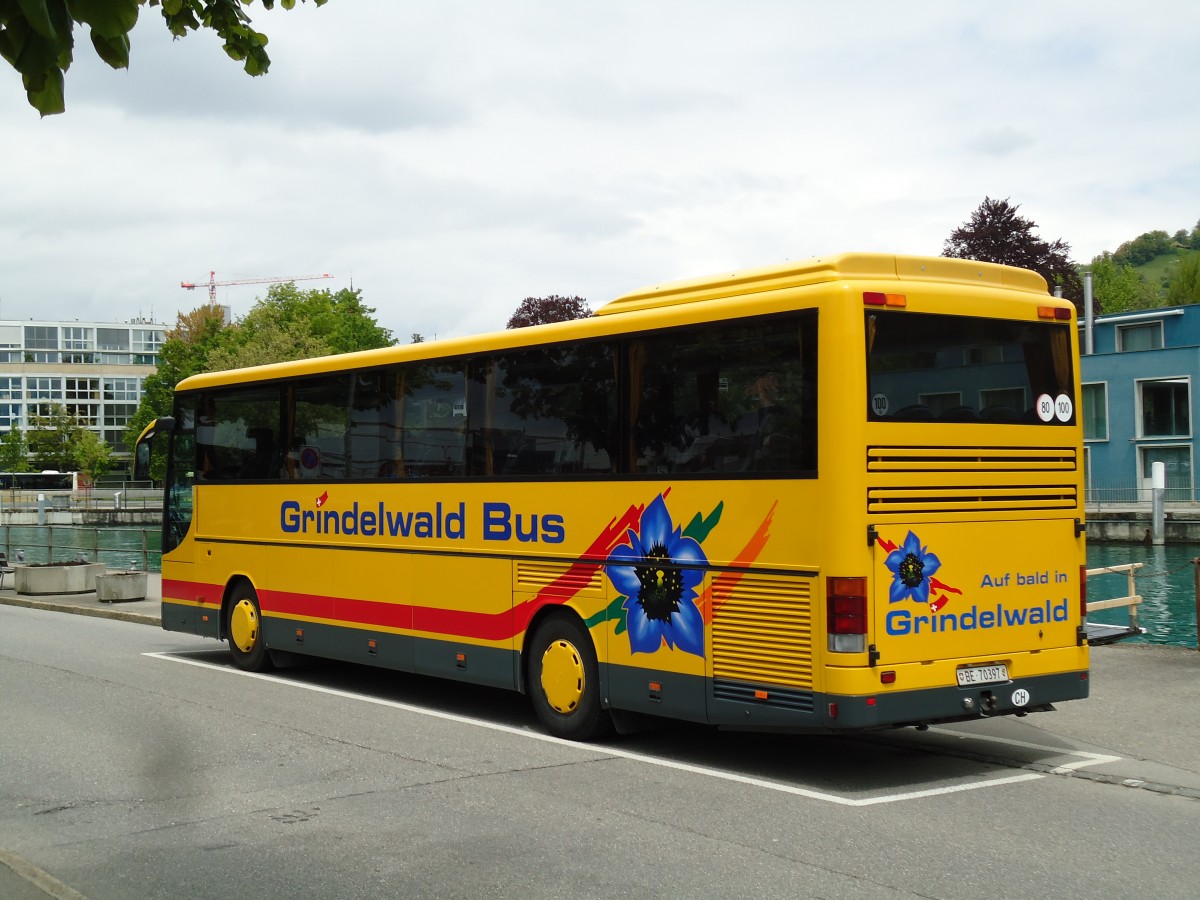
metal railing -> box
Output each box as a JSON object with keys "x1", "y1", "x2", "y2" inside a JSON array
[
  {"x1": 0, "y1": 524, "x2": 161, "y2": 572},
  {"x1": 1085, "y1": 562, "x2": 1144, "y2": 643}
]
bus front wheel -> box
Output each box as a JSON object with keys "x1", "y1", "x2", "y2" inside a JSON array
[
  {"x1": 528, "y1": 616, "x2": 610, "y2": 741},
  {"x1": 227, "y1": 583, "x2": 272, "y2": 672}
]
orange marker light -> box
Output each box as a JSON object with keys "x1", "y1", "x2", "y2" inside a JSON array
[{"x1": 864, "y1": 292, "x2": 907, "y2": 307}]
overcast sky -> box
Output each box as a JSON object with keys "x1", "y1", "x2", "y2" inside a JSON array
[{"x1": 1, "y1": 1, "x2": 1197, "y2": 341}]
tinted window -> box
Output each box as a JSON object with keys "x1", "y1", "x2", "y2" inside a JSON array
[
  {"x1": 629, "y1": 314, "x2": 817, "y2": 474},
  {"x1": 473, "y1": 343, "x2": 615, "y2": 476},
  {"x1": 196, "y1": 386, "x2": 283, "y2": 481},
  {"x1": 866, "y1": 312, "x2": 1075, "y2": 425}
]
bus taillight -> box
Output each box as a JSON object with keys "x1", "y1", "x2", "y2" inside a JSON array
[
  {"x1": 864, "y1": 291, "x2": 906, "y2": 308},
  {"x1": 827, "y1": 576, "x2": 867, "y2": 653}
]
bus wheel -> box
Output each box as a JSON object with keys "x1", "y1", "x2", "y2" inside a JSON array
[
  {"x1": 227, "y1": 584, "x2": 272, "y2": 672},
  {"x1": 529, "y1": 616, "x2": 610, "y2": 741}
]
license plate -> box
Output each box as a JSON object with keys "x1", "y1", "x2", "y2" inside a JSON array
[{"x1": 956, "y1": 664, "x2": 1009, "y2": 686}]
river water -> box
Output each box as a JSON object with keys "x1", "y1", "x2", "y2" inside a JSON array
[
  {"x1": 1087, "y1": 542, "x2": 1199, "y2": 648},
  {"x1": 0, "y1": 525, "x2": 161, "y2": 573}
]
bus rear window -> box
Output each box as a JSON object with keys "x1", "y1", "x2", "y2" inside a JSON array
[{"x1": 866, "y1": 311, "x2": 1075, "y2": 424}]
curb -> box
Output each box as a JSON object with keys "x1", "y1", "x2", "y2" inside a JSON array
[{"x1": 0, "y1": 594, "x2": 160, "y2": 627}]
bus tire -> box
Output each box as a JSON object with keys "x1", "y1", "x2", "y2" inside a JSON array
[
  {"x1": 227, "y1": 583, "x2": 272, "y2": 673},
  {"x1": 528, "y1": 615, "x2": 610, "y2": 741}
]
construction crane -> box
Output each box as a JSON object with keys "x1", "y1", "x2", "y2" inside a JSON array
[{"x1": 180, "y1": 271, "x2": 333, "y2": 304}]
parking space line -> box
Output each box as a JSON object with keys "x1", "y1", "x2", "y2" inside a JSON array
[{"x1": 147, "y1": 651, "x2": 1105, "y2": 806}]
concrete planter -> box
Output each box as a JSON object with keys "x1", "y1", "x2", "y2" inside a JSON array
[
  {"x1": 96, "y1": 571, "x2": 148, "y2": 603},
  {"x1": 14, "y1": 563, "x2": 106, "y2": 596}
]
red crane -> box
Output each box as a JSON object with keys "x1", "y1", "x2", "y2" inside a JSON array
[{"x1": 180, "y1": 271, "x2": 333, "y2": 303}]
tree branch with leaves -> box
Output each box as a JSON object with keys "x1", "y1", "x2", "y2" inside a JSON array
[{"x1": 0, "y1": 0, "x2": 327, "y2": 116}]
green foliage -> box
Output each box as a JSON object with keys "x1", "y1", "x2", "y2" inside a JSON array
[
  {"x1": 0, "y1": 0, "x2": 327, "y2": 116},
  {"x1": 0, "y1": 427, "x2": 31, "y2": 472},
  {"x1": 73, "y1": 429, "x2": 115, "y2": 485},
  {"x1": 204, "y1": 284, "x2": 394, "y2": 371},
  {"x1": 28, "y1": 403, "x2": 83, "y2": 471},
  {"x1": 1112, "y1": 230, "x2": 1174, "y2": 267},
  {"x1": 1086, "y1": 253, "x2": 1160, "y2": 314},
  {"x1": 507, "y1": 295, "x2": 593, "y2": 328},
  {"x1": 942, "y1": 197, "x2": 1082, "y2": 310},
  {"x1": 1165, "y1": 253, "x2": 1200, "y2": 305}
]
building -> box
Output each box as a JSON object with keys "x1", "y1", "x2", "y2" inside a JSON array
[
  {"x1": 0, "y1": 318, "x2": 166, "y2": 458},
  {"x1": 1080, "y1": 304, "x2": 1199, "y2": 502}
]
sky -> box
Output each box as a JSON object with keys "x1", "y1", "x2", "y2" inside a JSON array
[{"x1": 1, "y1": 1, "x2": 1197, "y2": 342}]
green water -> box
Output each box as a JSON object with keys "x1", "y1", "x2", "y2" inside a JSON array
[
  {"x1": 0, "y1": 525, "x2": 162, "y2": 572},
  {"x1": 1087, "y1": 543, "x2": 1199, "y2": 648}
]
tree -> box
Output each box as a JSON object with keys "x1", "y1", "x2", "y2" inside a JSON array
[
  {"x1": 1087, "y1": 253, "x2": 1160, "y2": 314},
  {"x1": 204, "y1": 283, "x2": 394, "y2": 371},
  {"x1": 28, "y1": 403, "x2": 83, "y2": 471},
  {"x1": 73, "y1": 429, "x2": 115, "y2": 487},
  {"x1": 1165, "y1": 253, "x2": 1200, "y2": 305},
  {"x1": 507, "y1": 295, "x2": 593, "y2": 329},
  {"x1": 0, "y1": 427, "x2": 31, "y2": 472},
  {"x1": 1112, "y1": 230, "x2": 1174, "y2": 267},
  {"x1": 1, "y1": 0, "x2": 328, "y2": 117},
  {"x1": 942, "y1": 197, "x2": 1083, "y2": 311}
]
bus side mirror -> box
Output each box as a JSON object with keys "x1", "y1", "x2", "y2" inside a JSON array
[
  {"x1": 134, "y1": 442, "x2": 152, "y2": 481},
  {"x1": 133, "y1": 416, "x2": 176, "y2": 481}
]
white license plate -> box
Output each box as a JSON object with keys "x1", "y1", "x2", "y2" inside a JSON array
[{"x1": 956, "y1": 664, "x2": 1009, "y2": 686}]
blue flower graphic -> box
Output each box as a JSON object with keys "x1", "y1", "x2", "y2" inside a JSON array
[
  {"x1": 885, "y1": 530, "x2": 941, "y2": 605},
  {"x1": 606, "y1": 494, "x2": 707, "y2": 657}
]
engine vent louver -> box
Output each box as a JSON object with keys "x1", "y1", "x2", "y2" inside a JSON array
[{"x1": 867, "y1": 446, "x2": 1078, "y2": 514}]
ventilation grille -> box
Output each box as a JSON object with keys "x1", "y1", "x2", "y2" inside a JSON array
[
  {"x1": 868, "y1": 446, "x2": 1078, "y2": 472},
  {"x1": 514, "y1": 560, "x2": 605, "y2": 596},
  {"x1": 712, "y1": 679, "x2": 814, "y2": 711},
  {"x1": 711, "y1": 575, "x2": 812, "y2": 690},
  {"x1": 868, "y1": 446, "x2": 1079, "y2": 514}
]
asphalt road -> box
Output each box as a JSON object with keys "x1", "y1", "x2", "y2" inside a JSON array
[{"x1": 2, "y1": 603, "x2": 1199, "y2": 899}]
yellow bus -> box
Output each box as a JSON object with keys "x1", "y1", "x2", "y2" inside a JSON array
[{"x1": 136, "y1": 252, "x2": 1089, "y2": 740}]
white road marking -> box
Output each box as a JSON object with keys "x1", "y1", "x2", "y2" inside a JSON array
[{"x1": 145, "y1": 651, "x2": 1117, "y2": 807}]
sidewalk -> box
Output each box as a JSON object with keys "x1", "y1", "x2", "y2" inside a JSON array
[{"x1": 0, "y1": 572, "x2": 161, "y2": 626}]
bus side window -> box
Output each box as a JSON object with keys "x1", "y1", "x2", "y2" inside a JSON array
[{"x1": 290, "y1": 375, "x2": 351, "y2": 480}]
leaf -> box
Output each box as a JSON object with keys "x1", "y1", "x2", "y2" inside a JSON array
[
  {"x1": 27, "y1": 57, "x2": 65, "y2": 117},
  {"x1": 68, "y1": 0, "x2": 140, "y2": 40},
  {"x1": 15, "y1": 0, "x2": 57, "y2": 39},
  {"x1": 89, "y1": 29, "x2": 129, "y2": 69}
]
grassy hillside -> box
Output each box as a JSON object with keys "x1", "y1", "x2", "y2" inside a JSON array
[{"x1": 1134, "y1": 251, "x2": 1186, "y2": 297}]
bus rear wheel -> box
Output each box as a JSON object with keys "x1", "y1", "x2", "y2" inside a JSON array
[
  {"x1": 529, "y1": 616, "x2": 610, "y2": 741},
  {"x1": 227, "y1": 583, "x2": 272, "y2": 672}
]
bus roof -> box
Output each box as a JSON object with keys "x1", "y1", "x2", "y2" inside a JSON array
[
  {"x1": 596, "y1": 252, "x2": 1049, "y2": 316},
  {"x1": 174, "y1": 252, "x2": 1051, "y2": 392}
]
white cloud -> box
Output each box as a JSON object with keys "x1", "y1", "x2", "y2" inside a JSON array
[{"x1": 0, "y1": 0, "x2": 1197, "y2": 340}]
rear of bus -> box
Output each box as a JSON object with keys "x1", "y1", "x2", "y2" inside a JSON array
[{"x1": 820, "y1": 256, "x2": 1088, "y2": 729}]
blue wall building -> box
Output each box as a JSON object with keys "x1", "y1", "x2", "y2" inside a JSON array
[{"x1": 1080, "y1": 305, "x2": 1200, "y2": 502}]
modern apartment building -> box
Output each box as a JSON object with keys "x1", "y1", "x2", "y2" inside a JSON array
[
  {"x1": 1080, "y1": 304, "x2": 1200, "y2": 501},
  {"x1": 0, "y1": 318, "x2": 166, "y2": 457}
]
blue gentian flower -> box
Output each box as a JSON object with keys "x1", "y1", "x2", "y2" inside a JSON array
[
  {"x1": 885, "y1": 530, "x2": 941, "y2": 605},
  {"x1": 606, "y1": 494, "x2": 707, "y2": 657}
]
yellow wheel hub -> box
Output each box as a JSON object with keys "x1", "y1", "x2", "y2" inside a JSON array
[
  {"x1": 540, "y1": 638, "x2": 585, "y2": 714},
  {"x1": 230, "y1": 598, "x2": 260, "y2": 654}
]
